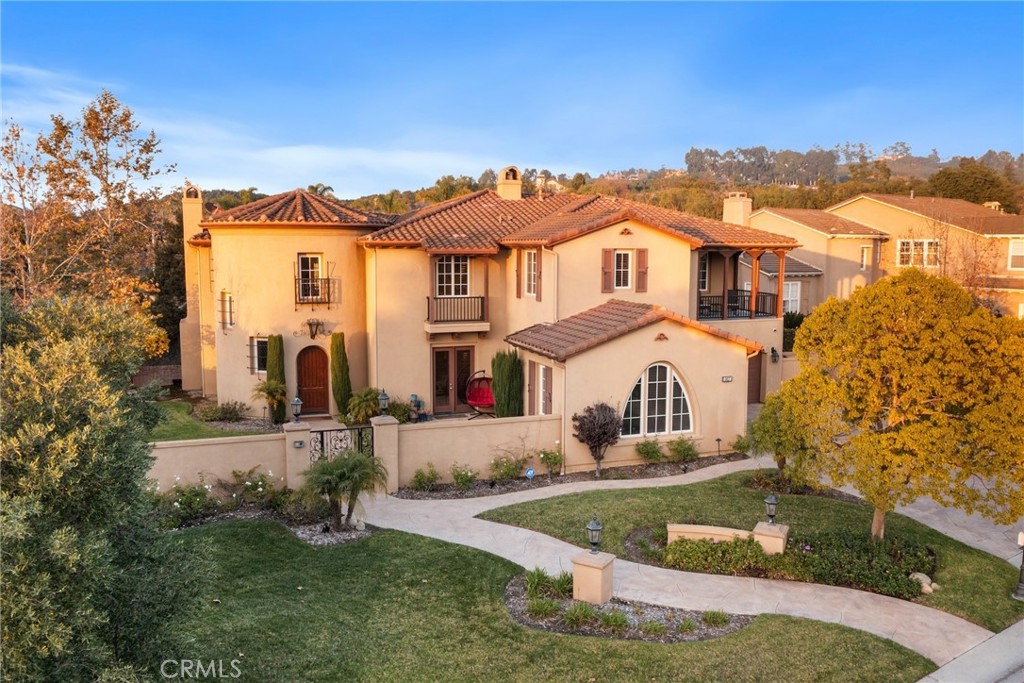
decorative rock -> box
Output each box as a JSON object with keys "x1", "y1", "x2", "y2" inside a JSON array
[
  {"x1": 909, "y1": 572, "x2": 932, "y2": 586},
  {"x1": 920, "y1": 583, "x2": 934, "y2": 594},
  {"x1": 930, "y1": 582, "x2": 941, "y2": 591}
]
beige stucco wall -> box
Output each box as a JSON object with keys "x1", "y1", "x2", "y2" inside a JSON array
[
  {"x1": 711, "y1": 317, "x2": 783, "y2": 395},
  {"x1": 554, "y1": 220, "x2": 694, "y2": 319},
  {"x1": 560, "y1": 318, "x2": 751, "y2": 474},
  {"x1": 394, "y1": 415, "x2": 561, "y2": 486},
  {"x1": 204, "y1": 225, "x2": 371, "y2": 415},
  {"x1": 505, "y1": 247, "x2": 558, "y2": 331},
  {"x1": 149, "y1": 434, "x2": 287, "y2": 492}
]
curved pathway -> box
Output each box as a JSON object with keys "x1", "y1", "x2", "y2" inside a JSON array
[{"x1": 362, "y1": 456, "x2": 1014, "y2": 671}]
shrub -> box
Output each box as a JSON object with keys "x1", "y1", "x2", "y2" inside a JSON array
[
  {"x1": 525, "y1": 567, "x2": 572, "y2": 599},
  {"x1": 550, "y1": 571, "x2": 573, "y2": 599},
  {"x1": 197, "y1": 400, "x2": 249, "y2": 422},
  {"x1": 635, "y1": 437, "x2": 663, "y2": 462},
  {"x1": 667, "y1": 436, "x2": 699, "y2": 462},
  {"x1": 490, "y1": 453, "x2": 529, "y2": 481},
  {"x1": 663, "y1": 536, "x2": 768, "y2": 576},
  {"x1": 410, "y1": 463, "x2": 441, "y2": 492},
  {"x1": 277, "y1": 489, "x2": 330, "y2": 525},
  {"x1": 385, "y1": 399, "x2": 414, "y2": 424},
  {"x1": 537, "y1": 443, "x2": 563, "y2": 476},
  {"x1": 491, "y1": 349, "x2": 524, "y2": 417},
  {"x1": 676, "y1": 618, "x2": 698, "y2": 633},
  {"x1": 450, "y1": 463, "x2": 478, "y2": 492},
  {"x1": 702, "y1": 610, "x2": 730, "y2": 628},
  {"x1": 571, "y1": 402, "x2": 621, "y2": 476},
  {"x1": 158, "y1": 480, "x2": 221, "y2": 528},
  {"x1": 525, "y1": 567, "x2": 549, "y2": 599},
  {"x1": 598, "y1": 609, "x2": 629, "y2": 632},
  {"x1": 526, "y1": 598, "x2": 560, "y2": 619},
  {"x1": 347, "y1": 387, "x2": 382, "y2": 425},
  {"x1": 563, "y1": 602, "x2": 597, "y2": 628},
  {"x1": 252, "y1": 378, "x2": 286, "y2": 423},
  {"x1": 217, "y1": 466, "x2": 287, "y2": 510}
]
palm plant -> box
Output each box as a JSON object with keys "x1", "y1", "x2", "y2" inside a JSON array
[
  {"x1": 251, "y1": 379, "x2": 287, "y2": 422},
  {"x1": 347, "y1": 387, "x2": 381, "y2": 424},
  {"x1": 301, "y1": 450, "x2": 388, "y2": 530}
]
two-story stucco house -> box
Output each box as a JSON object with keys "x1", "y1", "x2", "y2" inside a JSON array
[
  {"x1": 739, "y1": 192, "x2": 1024, "y2": 317},
  {"x1": 180, "y1": 167, "x2": 798, "y2": 469}
]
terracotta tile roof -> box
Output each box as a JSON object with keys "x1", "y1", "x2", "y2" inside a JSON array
[
  {"x1": 361, "y1": 190, "x2": 797, "y2": 253},
  {"x1": 202, "y1": 189, "x2": 397, "y2": 228},
  {"x1": 755, "y1": 208, "x2": 886, "y2": 237},
  {"x1": 505, "y1": 299, "x2": 762, "y2": 362},
  {"x1": 359, "y1": 190, "x2": 583, "y2": 253},
  {"x1": 739, "y1": 252, "x2": 822, "y2": 277},
  {"x1": 835, "y1": 194, "x2": 1024, "y2": 236}
]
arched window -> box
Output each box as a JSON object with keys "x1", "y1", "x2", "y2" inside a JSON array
[{"x1": 621, "y1": 363, "x2": 692, "y2": 437}]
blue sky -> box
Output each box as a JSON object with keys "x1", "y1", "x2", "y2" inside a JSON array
[{"x1": 3, "y1": 2, "x2": 1022, "y2": 198}]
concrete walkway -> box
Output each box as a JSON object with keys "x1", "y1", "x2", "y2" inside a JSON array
[{"x1": 362, "y1": 456, "x2": 1021, "y2": 675}]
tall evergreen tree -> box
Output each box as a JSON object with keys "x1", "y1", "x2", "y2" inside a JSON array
[
  {"x1": 491, "y1": 350, "x2": 523, "y2": 417},
  {"x1": 266, "y1": 334, "x2": 287, "y2": 424},
  {"x1": 330, "y1": 332, "x2": 352, "y2": 416}
]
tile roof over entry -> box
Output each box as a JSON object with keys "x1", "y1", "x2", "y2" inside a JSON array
[
  {"x1": 836, "y1": 194, "x2": 1024, "y2": 236},
  {"x1": 739, "y1": 252, "x2": 823, "y2": 277},
  {"x1": 360, "y1": 190, "x2": 798, "y2": 253},
  {"x1": 505, "y1": 299, "x2": 762, "y2": 362},
  {"x1": 203, "y1": 189, "x2": 397, "y2": 227}
]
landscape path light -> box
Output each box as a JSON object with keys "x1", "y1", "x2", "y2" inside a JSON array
[
  {"x1": 764, "y1": 492, "x2": 779, "y2": 525},
  {"x1": 586, "y1": 515, "x2": 603, "y2": 554},
  {"x1": 291, "y1": 396, "x2": 303, "y2": 423}
]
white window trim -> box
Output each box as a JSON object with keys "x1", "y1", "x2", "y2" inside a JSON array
[
  {"x1": 614, "y1": 250, "x2": 632, "y2": 289},
  {"x1": 435, "y1": 255, "x2": 470, "y2": 297},
  {"x1": 698, "y1": 253, "x2": 709, "y2": 292},
  {"x1": 860, "y1": 245, "x2": 871, "y2": 271},
  {"x1": 1009, "y1": 239, "x2": 1024, "y2": 271},
  {"x1": 783, "y1": 281, "x2": 800, "y2": 314},
  {"x1": 1018, "y1": 302, "x2": 1024, "y2": 320},
  {"x1": 249, "y1": 336, "x2": 268, "y2": 375},
  {"x1": 539, "y1": 364, "x2": 549, "y2": 415},
  {"x1": 896, "y1": 239, "x2": 940, "y2": 268},
  {"x1": 298, "y1": 253, "x2": 324, "y2": 301},
  {"x1": 620, "y1": 363, "x2": 693, "y2": 438},
  {"x1": 525, "y1": 250, "x2": 537, "y2": 296}
]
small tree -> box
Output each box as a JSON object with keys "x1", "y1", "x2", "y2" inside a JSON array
[
  {"x1": 746, "y1": 390, "x2": 815, "y2": 491},
  {"x1": 491, "y1": 349, "x2": 524, "y2": 417},
  {"x1": 265, "y1": 335, "x2": 286, "y2": 424},
  {"x1": 301, "y1": 451, "x2": 388, "y2": 530},
  {"x1": 571, "y1": 402, "x2": 621, "y2": 477},
  {"x1": 251, "y1": 379, "x2": 287, "y2": 421},
  {"x1": 330, "y1": 332, "x2": 352, "y2": 416}
]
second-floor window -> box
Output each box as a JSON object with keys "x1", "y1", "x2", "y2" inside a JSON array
[
  {"x1": 860, "y1": 245, "x2": 871, "y2": 271},
  {"x1": 698, "y1": 253, "x2": 709, "y2": 291},
  {"x1": 897, "y1": 239, "x2": 939, "y2": 268},
  {"x1": 783, "y1": 281, "x2": 801, "y2": 314},
  {"x1": 436, "y1": 255, "x2": 469, "y2": 297},
  {"x1": 298, "y1": 253, "x2": 323, "y2": 300},
  {"x1": 614, "y1": 251, "x2": 632, "y2": 289},
  {"x1": 525, "y1": 250, "x2": 537, "y2": 296},
  {"x1": 1009, "y1": 239, "x2": 1024, "y2": 270}
]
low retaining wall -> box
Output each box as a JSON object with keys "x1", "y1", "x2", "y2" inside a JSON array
[{"x1": 667, "y1": 522, "x2": 789, "y2": 555}]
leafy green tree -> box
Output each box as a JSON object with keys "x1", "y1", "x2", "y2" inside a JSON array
[
  {"x1": 571, "y1": 402, "x2": 621, "y2": 477},
  {"x1": 266, "y1": 334, "x2": 287, "y2": 423},
  {"x1": 301, "y1": 451, "x2": 388, "y2": 529},
  {"x1": 1, "y1": 90, "x2": 173, "y2": 307},
  {"x1": 330, "y1": 332, "x2": 353, "y2": 416},
  {"x1": 491, "y1": 349, "x2": 523, "y2": 417},
  {"x1": 929, "y1": 158, "x2": 1018, "y2": 212},
  {"x1": 745, "y1": 391, "x2": 816, "y2": 491},
  {"x1": 1, "y1": 296, "x2": 206, "y2": 681},
  {"x1": 779, "y1": 270, "x2": 1024, "y2": 540}
]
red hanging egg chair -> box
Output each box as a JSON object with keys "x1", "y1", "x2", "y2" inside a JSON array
[{"x1": 465, "y1": 370, "x2": 495, "y2": 419}]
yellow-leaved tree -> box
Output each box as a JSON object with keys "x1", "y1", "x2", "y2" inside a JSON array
[{"x1": 775, "y1": 269, "x2": 1024, "y2": 540}]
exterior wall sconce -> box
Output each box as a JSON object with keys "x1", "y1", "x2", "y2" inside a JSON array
[
  {"x1": 764, "y1": 492, "x2": 780, "y2": 525},
  {"x1": 307, "y1": 319, "x2": 324, "y2": 339},
  {"x1": 770, "y1": 347, "x2": 780, "y2": 363},
  {"x1": 586, "y1": 514, "x2": 603, "y2": 554},
  {"x1": 291, "y1": 396, "x2": 303, "y2": 422}
]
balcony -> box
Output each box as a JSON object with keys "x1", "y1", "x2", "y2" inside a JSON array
[
  {"x1": 295, "y1": 278, "x2": 337, "y2": 308},
  {"x1": 698, "y1": 290, "x2": 778, "y2": 320},
  {"x1": 424, "y1": 296, "x2": 490, "y2": 335}
]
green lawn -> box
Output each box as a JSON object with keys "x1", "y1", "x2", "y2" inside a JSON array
[
  {"x1": 148, "y1": 400, "x2": 267, "y2": 441},
  {"x1": 176, "y1": 520, "x2": 934, "y2": 682},
  {"x1": 477, "y1": 471, "x2": 1024, "y2": 633}
]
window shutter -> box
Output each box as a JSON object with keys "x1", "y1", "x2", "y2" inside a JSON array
[
  {"x1": 636, "y1": 249, "x2": 648, "y2": 292},
  {"x1": 535, "y1": 249, "x2": 543, "y2": 302},
  {"x1": 516, "y1": 250, "x2": 522, "y2": 299},
  {"x1": 601, "y1": 249, "x2": 614, "y2": 293},
  {"x1": 527, "y1": 361, "x2": 537, "y2": 416},
  {"x1": 542, "y1": 365, "x2": 552, "y2": 414}
]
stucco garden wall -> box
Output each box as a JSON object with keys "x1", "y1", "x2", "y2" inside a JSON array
[{"x1": 149, "y1": 434, "x2": 288, "y2": 492}]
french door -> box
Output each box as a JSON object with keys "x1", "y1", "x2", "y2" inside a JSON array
[{"x1": 432, "y1": 346, "x2": 473, "y2": 414}]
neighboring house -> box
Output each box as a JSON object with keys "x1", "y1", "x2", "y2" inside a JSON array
[
  {"x1": 736, "y1": 192, "x2": 1024, "y2": 318},
  {"x1": 180, "y1": 167, "x2": 798, "y2": 461}
]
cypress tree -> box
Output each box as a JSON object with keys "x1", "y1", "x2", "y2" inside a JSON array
[
  {"x1": 266, "y1": 334, "x2": 287, "y2": 424},
  {"x1": 330, "y1": 332, "x2": 352, "y2": 416},
  {"x1": 491, "y1": 349, "x2": 524, "y2": 417}
]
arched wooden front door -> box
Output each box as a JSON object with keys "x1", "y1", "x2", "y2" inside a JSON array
[{"x1": 297, "y1": 346, "x2": 329, "y2": 414}]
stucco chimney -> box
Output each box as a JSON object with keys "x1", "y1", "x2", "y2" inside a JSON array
[
  {"x1": 722, "y1": 191, "x2": 752, "y2": 226},
  {"x1": 497, "y1": 165, "x2": 523, "y2": 200}
]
